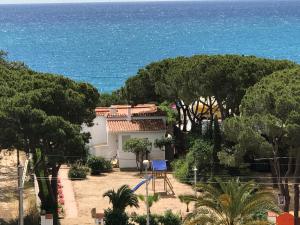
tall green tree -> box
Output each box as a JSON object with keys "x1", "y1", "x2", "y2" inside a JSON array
[
  {"x1": 124, "y1": 138, "x2": 152, "y2": 173},
  {"x1": 118, "y1": 55, "x2": 294, "y2": 150},
  {"x1": 221, "y1": 68, "x2": 300, "y2": 216},
  {"x1": 184, "y1": 179, "x2": 279, "y2": 225},
  {"x1": 0, "y1": 56, "x2": 99, "y2": 224}
]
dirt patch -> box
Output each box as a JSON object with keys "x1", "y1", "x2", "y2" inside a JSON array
[
  {"x1": 60, "y1": 168, "x2": 194, "y2": 225},
  {"x1": 0, "y1": 150, "x2": 35, "y2": 222}
]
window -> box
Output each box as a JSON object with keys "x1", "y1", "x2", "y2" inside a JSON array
[{"x1": 122, "y1": 135, "x2": 130, "y2": 149}]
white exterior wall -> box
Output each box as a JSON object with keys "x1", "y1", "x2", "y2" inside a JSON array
[
  {"x1": 91, "y1": 133, "x2": 118, "y2": 160},
  {"x1": 117, "y1": 131, "x2": 166, "y2": 169},
  {"x1": 82, "y1": 116, "x2": 107, "y2": 146},
  {"x1": 83, "y1": 116, "x2": 118, "y2": 160}
]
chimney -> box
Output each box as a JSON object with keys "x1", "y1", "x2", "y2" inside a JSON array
[
  {"x1": 127, "y1": 106, "x2": 132, "y2": 120},
  {"x1": 109, "y1": 106, "x2": 117, "y2": 115}
]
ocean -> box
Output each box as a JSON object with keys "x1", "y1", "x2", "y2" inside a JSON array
[{"x1": 0, "y1": 1, "x2": 300, "y2": 92}]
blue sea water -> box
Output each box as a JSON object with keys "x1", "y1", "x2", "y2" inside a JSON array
[{"x1": 0, "y1": 1, "x2": 300, "y2": 92}]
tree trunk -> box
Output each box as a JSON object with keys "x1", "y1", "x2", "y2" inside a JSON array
[
  {"x1": 175, "y1": 101, "x2": 182, "y2": 128},
  {"x1": 283, "y1": 156, "x2": 294, "y2": 212},
  {"x1": 33, "y1": 149, "x2": 54, "y2": 213},
  {"x1": 51, "y1": 165, "x2": 61, "y2": 225},
  {"x1": 270, "y1": 160, "x2": 278, "y2": 188},
  {"x1": 271, "y1": 141, "x2": 291, "y2": 212},
  {"x1": 178, "y1": 101, "x2": 187, "y2": 132},
  {"x1": 215, "y1": 97, "x2": 225, "y2": 121}
]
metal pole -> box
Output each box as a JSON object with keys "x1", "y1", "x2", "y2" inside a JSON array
[
  {"x1": 143, "y1": 160, "x2": 150, "y2": 225},
  {"x1": 18, "y1": 164, "x2": 24, "y2": 225},
  {"x1": 193, "y1": 166, "x2": 198, "y2": 197}
]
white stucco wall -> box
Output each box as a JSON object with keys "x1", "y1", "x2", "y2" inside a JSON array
[
  {"x1": 83, "y1": 116, "x2": 118, "y2": 160},
  {"x1": 82, "y1": 116, "x2": 107, "y2": 146},
  {"x1": 91, "y1": 133, "x2": 118, "y2": 160},
  {"x1": 117, "y1": 131, "x2": 166, "y2": 169}
]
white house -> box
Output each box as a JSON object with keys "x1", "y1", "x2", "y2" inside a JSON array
[{"x1": 83, "y1": 104, "x2": 167, "y2": 169}]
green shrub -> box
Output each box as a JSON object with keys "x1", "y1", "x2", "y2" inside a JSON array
[
  {"x1": 171, "y1": 159, "x2": 189, "y2": 183},
  {"x1": 157, "y1": 210, "x2": 182, "y2": 225},
  {"x1": 68, "y1": 163, "x2": 88, "y2": 180},
  {"x1": 172, "y1": 138, "x2": 213, "y2": 183},
  {"x1": 131, "y1": 214, "x2": 159, "y2": 225},
  {"x1": 87, "y1": 156, "x2": 112, "y2": 175},
  {"x1": 132, "y1": 211, "x2": 182, "y2": 225},
  {"x1": 104, "y1": 209, "x2": 132, "y2": 225}
]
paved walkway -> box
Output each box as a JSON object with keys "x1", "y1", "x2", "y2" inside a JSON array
[{"x1": 59, "y1": 165, "x2": 78, "y2": 219}]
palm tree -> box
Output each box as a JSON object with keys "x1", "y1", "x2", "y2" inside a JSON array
[
  {"x1": 184, "y1": 179, "x2": 279, "y2": 225},
  {"x1": 138, "y1": 193, "x2": 160, "y2": 214},
  {"x1": 179, "y1": 194, "x2": 193, "y2": 212},
  {"x1": 103, "y1": 185, "x2": 139, "y2": 212}
]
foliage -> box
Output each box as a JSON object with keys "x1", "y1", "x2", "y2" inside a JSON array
[
  {"x1": 87, "y1": 156, "x2": 112, "y2": 175},
  {"x1": 221, "y1": 68, "x2": 300, "y2": 211},
  {"x1": 158, "y1": 101, "x2": 178, "y2": 125},
  {"x1": 172, "y1": 138, "x2": 213, "y2": 183},
  {"x1": 171, "y1": 158, "x2": 190, "y2": 183},
  {"x1": 131, "y1": 214, "x2": 159, "y2": 225},
  {"x1": 124, "y1": 138, "x2": 152, "y2": 172},
  {"x1": 138, "y1": 193, "x2": 160, "y2": 214},
  {"x1": 68, "y1": 163, "x2": 89, "y2": 180},
  {"x1": 178, "y1": 194, "x2": 192, "y2": 212},
  {"x1": 104, "y1": 208, "x2": 132, "y2": 225},
  {"x1": 154, "y1": 137, "x2": 173, "y2": 150},
  {"x1": 157, "y1": 210, "x2": 182, "y2": 225},
  {"x1": 98, "y1": 90, "x2": 126, "y2": 107},
  {"x1": 119, "y1": 55, "x2": 295, "y2": 136},
  {"x1": 184, "y1": 179, "x2": 279, "y2": 225},
  {"x1": 103, "y1": 185, "x2": 139, "y2": 212},
  {"x1": 0, "y1": 54, "x2": 99, "y2": 223},
  {"x1": 131, "y1": 211, "x2": 182, "y2": 225}
]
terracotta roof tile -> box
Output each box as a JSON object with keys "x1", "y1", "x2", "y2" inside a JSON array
[
  {"x1": 107, "y1": 119, "x2": 166, "y2": 133},
  {"x1": 95, "y1": 104, "x2": 165, "y2": 117}
]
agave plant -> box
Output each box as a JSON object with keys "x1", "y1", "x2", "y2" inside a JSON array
[{"x1": 184, "y1": 179, "x2": 279, "y2": 225}]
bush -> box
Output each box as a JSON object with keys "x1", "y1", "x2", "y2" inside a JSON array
[
  {"x1": 104, "y1": 209, "x2": 132, "y2": 225},
  {"x1": 131, "y1": 211, "x2": 182, "y2": 225},
  {"x1": 131, "y1": 214, "x2": 159, "y2": 225},
  {"x1": 87, "y1": 156, "x2": 112, "y2": 175},
  {"x1": 171, "y1": 159, "x2": 189, "y2": 183},
  {"x1": 157, "y1": 210, "x2": 182, "y2": 225},
  {"x1": 172, "y1": 138, "x2": 213, "y2": 183},
  {"x1": 68, "y1": 163, "x2": 89, "y2": 180}
]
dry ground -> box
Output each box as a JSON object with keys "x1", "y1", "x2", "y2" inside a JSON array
[
  {"x1": 60, "y1": 168, "x2": 194, "y2": 225},
  {"x1": 0, "y1": 150, "x2": 35, "y2": 222}
]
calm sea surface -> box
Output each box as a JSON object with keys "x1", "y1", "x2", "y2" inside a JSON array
[{"x1": 0, "y1": 1, "x2": 300, "y2": 92}]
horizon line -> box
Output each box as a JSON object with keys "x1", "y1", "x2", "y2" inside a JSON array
[
  {"x1": 0, "y1": 0, "x2": 290, "y2": 5},
  {"x1": 0, "y1": 0, "x2": 197, "y2": 5}
]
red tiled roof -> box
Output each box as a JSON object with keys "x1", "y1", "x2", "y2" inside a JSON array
[
  {"x1": 95, "y1": 104, "x2": 162, "y2": 117},
  {"x1": 107, "y1": 119, "x2": 166, "y2": 133}
]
